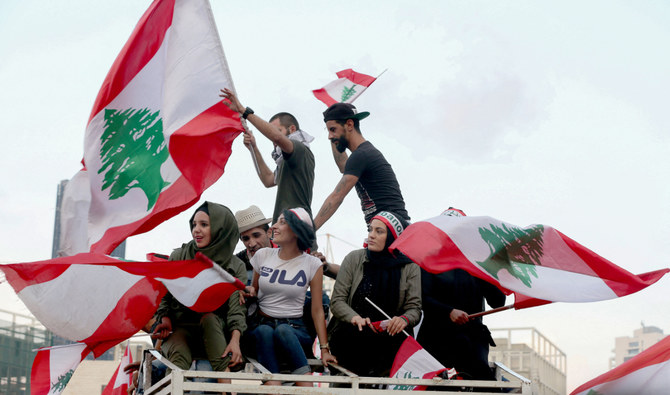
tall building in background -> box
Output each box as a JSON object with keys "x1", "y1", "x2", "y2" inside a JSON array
[
  {"x1": 51, "y1": 179, "x2": 125, "y2": 259},
  {"x1": 489, "y1": 327, "x2": 567, "y2": 395},
  {"x1": 609, "y1": 324, "x2": 664, "y2": 369}
]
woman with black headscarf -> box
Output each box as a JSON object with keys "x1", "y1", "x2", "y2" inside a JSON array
[
  {"x1": 328, "y1": 211, "x2": 422, "y2": 377},
  {"x1": 154, "y1": 202, "x2": 247, "y2": 376},
  {"x1": 246, "y1": 207, "x2": 336, "y2": 387}
]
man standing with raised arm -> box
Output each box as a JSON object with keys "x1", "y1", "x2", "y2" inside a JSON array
[
  {"x1": 313, "y1": 103, "x2": 409, "y2": 230},
  {"x1": 220, "y1": 88, "x2": 315, "y2": 224}
]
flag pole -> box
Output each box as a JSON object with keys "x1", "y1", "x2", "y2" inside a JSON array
[
  {"x1": 31, "y1": 332, "x2": 165, "y2": 352},
  {"x1": 365, "y1": 297, "x2": 411, "y2": 337},
  {"x1": 467, "y1": 304, "x2": 514, "y2": 319}
]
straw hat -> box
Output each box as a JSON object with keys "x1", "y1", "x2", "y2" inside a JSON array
[{"x1": 235, "y1": 205, "x2": 271, "y2": 233}]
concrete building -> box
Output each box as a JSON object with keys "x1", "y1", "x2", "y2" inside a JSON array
[
  {"x1": 490, "y1": 327, "x2": 567, "y2": 395},
  {"x1": 609, "y1": 324, "x2": 664, "y2": 369}
]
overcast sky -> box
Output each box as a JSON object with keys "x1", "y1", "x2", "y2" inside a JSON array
[{"x1": 1, "y1": 1, "x2": 669, "y2": 391}]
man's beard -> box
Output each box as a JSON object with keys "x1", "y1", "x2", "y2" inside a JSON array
[{"x1": 334, "y1": 136, "x2": 348, "y2": 153}]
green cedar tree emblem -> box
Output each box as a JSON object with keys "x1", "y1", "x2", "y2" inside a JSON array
[
  {"x1": 476, "y1": 223, "x2": 545, "y2": 287},
  {"x1": 586, "y1": 390, "x2": 603, "y2": 395},
  {"x1": 391, "y1": 371, "x2": 418, "y2": 390},
  {"x1": 98, "y1": 108, "x2": 170, "y2": 210},
  {"x1": 51, "y1": 368, "x2": 75, "y2": 392},
  {"x1": 340, "y1": 84, "x2": 357, "y2": 102}
]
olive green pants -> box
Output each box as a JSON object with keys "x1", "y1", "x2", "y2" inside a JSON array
[{"x1": 161, "y1": 313, "x2": 231, "y2": 371}]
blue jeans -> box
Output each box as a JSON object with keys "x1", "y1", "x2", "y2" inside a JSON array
[{"x1": 250, "y1": 317, "x2": 312, "y2": 374}]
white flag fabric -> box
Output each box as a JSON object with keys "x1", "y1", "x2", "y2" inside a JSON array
[
  {"x1": 389, "y1": 336, "x2": 453, "y2": 390},
  {"x1": 30, "y1": 343, "x2": 89, "y2": 395},
  {"x1": 1, "y1": 252, "x2": 244, "y2": 357},
  {"x1": 571, "y1": 335, "x2": 670, "y2": 395},
  {"x1": 102, "y1": 342, "x2": 133, "y2": 395}
]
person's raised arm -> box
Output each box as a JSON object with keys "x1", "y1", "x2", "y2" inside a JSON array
[
  {"x1": 313, "y1": 174, "x2": 358, "y2": 230},
  {"x1": 243, "y1": 128, "x2": 276, "y2": 187},
  {"x1": 220, "y1": 88, "x2": 294, "y2": 154}
]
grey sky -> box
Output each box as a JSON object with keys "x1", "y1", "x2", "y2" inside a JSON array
[{"x1": 1, "y1": 1, "x2": 669, "y2": 391}]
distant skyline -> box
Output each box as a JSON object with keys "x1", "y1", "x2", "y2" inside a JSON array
[{"x1": 1, "y1": 1, "x2": 669, "y2": 391}]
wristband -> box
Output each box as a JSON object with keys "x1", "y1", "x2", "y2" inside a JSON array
[
  {"x1": 242, "y1": 107, "x2": 254, "y2": 119},
  {"x1": 320, "y1": 343, "x2": 329, "y2": 349},
  {"x1": 400, "y1": 315, "x2": 409, "y2": 325}
]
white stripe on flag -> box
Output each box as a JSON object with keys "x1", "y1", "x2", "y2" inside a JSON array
[{"x1": 19, "y1": 265, "x2": 142, "y2": 340}]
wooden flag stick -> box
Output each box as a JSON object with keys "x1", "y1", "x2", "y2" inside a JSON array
[
  {"x1": 467, "y1": 304, "x2": 514, "y2": 319},
  {"x1": 365, "y1": 296, "x2": 411, "y2": 337}
]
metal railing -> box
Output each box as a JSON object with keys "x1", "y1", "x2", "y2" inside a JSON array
[{"x1": 141, "y1": 350, "x2": 532, "y2": 394}]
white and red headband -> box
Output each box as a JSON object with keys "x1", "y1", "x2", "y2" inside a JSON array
[
  {"x1": 288, "y1": 207, "x2": 314, "y2": 230},
  {"x1": 371, "y1": 211, "x2": 405, "y2": 239}
]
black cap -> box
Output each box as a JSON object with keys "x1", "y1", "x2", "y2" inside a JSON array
[{"x1": 323, "y1": 102, "x2": 370, "y2": 122}]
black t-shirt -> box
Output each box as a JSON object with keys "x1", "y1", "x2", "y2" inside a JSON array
[{"x1": 344, "y1": 141, "x2": 409, "y2": 223}]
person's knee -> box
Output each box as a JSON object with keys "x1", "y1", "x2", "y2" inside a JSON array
[
  {"x1": 253, "y1": 324, "x2": 275, "y2": 343},
  {"x1": 273, "y1": 323, "x2": 296, "y2": 343}
]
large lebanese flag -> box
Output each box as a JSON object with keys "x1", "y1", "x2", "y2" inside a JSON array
[
  {"x1": 30, "y1": 343, "x2": 89, "y2": 395},
  {"x1": 83, "y1": 0, "x2": 242, "y2": 254},
  {"x1": 571, "y1": 335, "x2": 670, "y2": 394},
  {"x1": 390, "y1": 213, "x2": 668, "y2": 308},
  {"x1": 389, "y1": 337, "x2": 453, "y2": 391},
  {"x1": 312, "y1": 69, "x2": 377, "y2": 106},
  {"x1": 102, "y1": 342, "x2": 133, "y2": 395},
  {"x1": 0, "y1": 252, "x2": 244, "y2": 357}
]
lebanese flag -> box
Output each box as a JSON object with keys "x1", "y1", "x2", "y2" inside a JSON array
[
  {"x1": 30, "y1": 343, "x2": 90, "y2": 395},
  {"x1": 389, "y1": 337, "x2": 454, "y2": 390},
  {"x1": 82, "y1": 0, "x2": 242, "y2": 254},
  {"x1": 312, "y1": 69, "x2": 377, "y2": 106},
  {"x1": 390, "y1": 214, "x2": 669, "y2": 308},
  {"x1": 102, "y1": 342, "x2": 133, "y2": 395},
  {"x1": 0, "y1": 252, "x2": 244, "y2": 357},
  {"x1": 571, "y1": 335, "x2": 670, "y2": 394}
]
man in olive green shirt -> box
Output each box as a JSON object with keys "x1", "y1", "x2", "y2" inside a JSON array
[{"x1": 220, "y1": 88, "x2": 315, "y2": 223}]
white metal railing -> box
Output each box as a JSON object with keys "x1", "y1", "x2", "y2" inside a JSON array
[{"x1": 141, "y1": 350, "x2": 532, "y2": 394}]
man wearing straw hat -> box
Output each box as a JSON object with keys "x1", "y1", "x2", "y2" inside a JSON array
[{"x1": 234, "y1": 205, "x2": 274, "y2": 284}]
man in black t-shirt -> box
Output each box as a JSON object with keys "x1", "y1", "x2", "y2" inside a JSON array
[
  {"x1": 220, "y1": 88, "x2": 315, "y2": 224},
  {"x1": 313, "y1": 103, "x2": 409, "y2": 229}
]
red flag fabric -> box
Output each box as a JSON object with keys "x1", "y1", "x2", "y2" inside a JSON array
[
  {"x1": 389, "y1": 336, "x2": 454, "y2": 390},
  {"x1": 1, "y1": 252, "x2": 244, "y2": 357},
  {"x1": 102, "y1": 343, "x2": 133, "y2": 395},
  {"x1": 390, "y1": 213, "x2": 668, "y2": 308},
  {"x1": 77, "y1": 0, "x2": 241, "y2": 254},
  {"x1": 571, "y1": 335, "x2": 670, "y2": 394},
  {"x1": 30, "y1": 343, "x2": 90, "y2": 395},
  {"x1": 312, "y1": 68, "x2": 377, "y2": 106}
]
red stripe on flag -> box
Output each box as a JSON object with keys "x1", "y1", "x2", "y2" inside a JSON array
[
  {"x1": 169, "y1": 102, "x2": 242, "y2": 192},
  {"x1": 3, "y1": 253, "x2": 124, "y2": 293},
  {"x1": 557, "y1": 230, "x2": 669, "y2": 296},
  {"x1": 336, "y1": 69, "x2": 377, "y2": 87},
  {"x1": 571, "y1": 335, "x2": 670, "y2": 394},
  {"x1": 312, "y1": 88, "x2": 338, "y2": 107},
  {"x1": 88, "y1": 0, "x2": 175, "y2": 122},
  {"x1": 390, "y1": 336, "x2": 423, "y2": 374},
  {"x1": 391, "y1": 221, "x2": 509, "y2": 291},
  {"x1": 30, "y1": 349, "x2": 51, "y2": 395}
]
